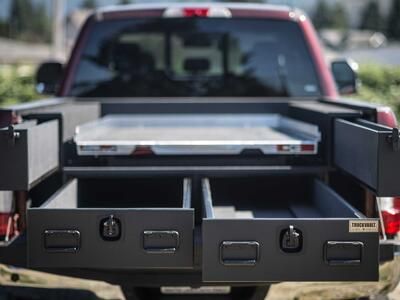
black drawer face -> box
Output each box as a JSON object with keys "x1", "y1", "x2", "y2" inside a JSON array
[
  {"x1": 334, "y1": 118, "x2": 400, "y2": 196},
  {"x1": 28, "y1": 178, "x2": 194, "y2": 269},
  {"x1": 202, "y1": 177, "x2": 379, "y2": 282},
  {"x1": 0, "y1": 119, "x2": 59, "y2": 190}
]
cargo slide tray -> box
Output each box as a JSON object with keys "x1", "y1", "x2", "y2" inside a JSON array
[{"x1": 74, "y1": 114, "x2": 320, "y2": 156}]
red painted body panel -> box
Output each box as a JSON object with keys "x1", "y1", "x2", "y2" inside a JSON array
[
  {"x1": 58, "y1": 16, "x2": 95, "y2": 97},
  {"x1": 297, "y1": 16, "x2": 338, "y2": 98}
]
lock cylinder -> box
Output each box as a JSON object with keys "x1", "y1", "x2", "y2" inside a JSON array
[
  {"x1": 100, "y1": 215, "x2": 121, "y2": 241},
  {"x1": 280, "y1": 225, "x2": 302, "y2": 253}
]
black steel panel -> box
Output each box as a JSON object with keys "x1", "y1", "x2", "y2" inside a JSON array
[
  {"x1": 289, "y1": 101, "x2": 361, "y2": 165},
  {"x1": 28, "y1": 208, "x2": 193, "y2": 269},
  {"x1": 202, "y1": 219, "x2": 378, "y2": 282},
  {"x1": 0, "y1": 99, "x2": 100, "y2": 141},
  {"x1": 0, "y1": 235, "x2": 27, "y2": 267},
  {"x1": 202, "y1": 178, "x2": 379, "y2": 282},
  {"x1": 63, "y1": 165, "x2": 328, "y2": 178},
  {"x1": 334, "y1": 119, "x2": 400, "y2": 196},
  {"x1": 0, "y1": 120, "x2": 59, "y2": 190},
  {"x1": 100, "y1": 99, "x2": 290, "y2": 116},
  {"x1": 27, "y1": 178, "x2": 194, "y2": 269}
]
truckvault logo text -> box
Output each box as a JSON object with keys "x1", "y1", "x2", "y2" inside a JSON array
[{"x1": 349, "y1": 220, "x2": 379, "y2": 233}]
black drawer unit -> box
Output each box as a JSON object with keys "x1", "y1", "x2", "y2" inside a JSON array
[
  {"x1": 0, "y1": 119, "x2": 59, "y2": 190},
  {"x1": 335, "y1": 118, "x2": 400, "y2": 196},
  {"x1": 27, "y1": 177, "x2": 194, "y2": 269},
  {"x1": 202, "y1": 176, "x2": 379, "y2": 282}
]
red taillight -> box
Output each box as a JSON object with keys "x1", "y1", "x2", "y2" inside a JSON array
[
  {"x1": 377, "y1": 106, "x2": 398, "y2": 128},
  {"x1": 163, "y1": 7, "x2": 231, "y2": 18},
  {"x1": 381, "y1": 209, "x2": 400, "y2": 235},
  {"x1": 0, "y1": 191, "x2": 17, "y2": 242},
  {"x1": 182, "y1": 8, "x2": 209, "y2": 17},
  {"x1": 300, "y1": 144, "x2": 315, "y2": 152},
  {"x1": 380, "y1": 197, "x2": 400, "y2": 236},
  {"x1": 131, "y1": 145, "x2": 154, "y2": 156},
  {"x1": 276, "y1": 144, "x2": 316, "y2": 154},
  {"x1": 393, "y1": 197, "x2": 400, "y2": 210},
  {"x1": 0, "y1": 213, "x2": 14, "y2": 241}
]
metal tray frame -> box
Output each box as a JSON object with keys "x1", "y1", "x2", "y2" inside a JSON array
[{"x1": 74, "y1": 114, "x2": 321, "y2": 156}]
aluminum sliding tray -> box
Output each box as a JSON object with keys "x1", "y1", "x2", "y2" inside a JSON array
[{"x1": 74, "y1": 114, "x2": 321, "y2": 156}]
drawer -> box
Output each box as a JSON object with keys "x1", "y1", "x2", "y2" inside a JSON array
[
  {"x1": 334, "y1": 118, "x2": 400, "y2": 196},
  {"x1": 28, "y1": 178, "x2": 194, "y2": 269},
  {"x1": 202, "y1": 176, "x2": 379, "y2": 282},
  {"x1": 0, "y1": 119, "x2": 59, "y2": 190}
]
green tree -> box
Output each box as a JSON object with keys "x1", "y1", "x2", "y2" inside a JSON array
[
  {"x1": 331, "y1": 3, "x2": 348, "y2": 31},
  {"x1": 119, "y1": 0, "x2": 132, "y2": 4},
  {"x1": 387, "y1": 0, "x2": 400, "y2": 39},
  {"x1": 312, "y1": 1, "x2": 348, "y2": 31},
  {"x1": 9, "y1": 0, "x2": 32, "y2": 37},
  {"x1": 32, "y1": 3, "x2": 51, "y2": 43},
  {"x1": 9, "y1": 0, "x2": 51, "y2": 43},
  {"x1": 312, "y1": 0, "x2": 333, "y2": 30},
  {"x1": 81, "y1": 0, "x2": 97, "y2": 9},
  {"x1": 0, "y1": 20, "x2": 8, "y2": 38},
  {"x1": 360, "y1": 0, "x2": 382, "y2": 31}
]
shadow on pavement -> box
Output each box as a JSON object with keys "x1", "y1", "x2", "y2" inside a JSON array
[{"x1": 0, "y1": 286, "x2": 103, "y2": 300}]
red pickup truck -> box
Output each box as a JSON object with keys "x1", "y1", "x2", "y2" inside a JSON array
[{"x1": 1, "y1": 3, "x2": 399, "y2": 300}]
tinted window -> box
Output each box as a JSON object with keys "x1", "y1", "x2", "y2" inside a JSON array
[{"x1": 68, "y1": 18, "x2": 321, "y2": 97}]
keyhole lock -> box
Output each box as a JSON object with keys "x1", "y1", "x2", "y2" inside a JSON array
[
  {"x1": 280, "y1": 225, "x2": 302, "y2": 253},
  {"x1": 100, "y1": 215, "x2": 121, "y2": 241}
]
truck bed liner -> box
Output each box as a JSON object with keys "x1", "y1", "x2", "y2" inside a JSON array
[{"x1": 74, "y1": 114, "x2": 320, "y2": 156}]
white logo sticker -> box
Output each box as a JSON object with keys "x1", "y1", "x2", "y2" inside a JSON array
[{"x1": 349, "y1": 220, "x2": 379, "y2": 233}]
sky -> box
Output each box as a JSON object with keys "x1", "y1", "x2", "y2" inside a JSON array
[{"x1": 0, "y1": 0, "x2": 121, "y2": 19}]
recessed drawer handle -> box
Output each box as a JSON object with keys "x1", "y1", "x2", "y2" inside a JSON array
[
  {"x1": 325, "y1": 241, "x2": 363, "y2": 266},
  {"x1": 143, "y1": 230, "x2": 180, "y2": 254},
  {"x1": 220, "y1": 241, "x2": 259, "y2": 266},
  {"x1": 44, "y1": 230, "x2": 80, "y2": 253}
]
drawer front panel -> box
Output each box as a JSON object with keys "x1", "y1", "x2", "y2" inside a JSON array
[
  {"x1": 28, "y1": 209, "x2": 193, "y2": 269},
  {"x1": 202, "y1": 219, "x2": 378, "y2": 282}
]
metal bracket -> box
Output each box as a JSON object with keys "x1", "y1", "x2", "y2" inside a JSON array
[
  {"x1": 5, "y1": 125, "x2": 20, "y2": 147},
  {"x1": 387, "y1": 128, "x2": 400, "y2": 151}
]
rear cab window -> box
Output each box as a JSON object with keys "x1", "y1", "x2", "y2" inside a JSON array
[{"x1": 68, "y1": 17, "x2": 321, "y2": 97}]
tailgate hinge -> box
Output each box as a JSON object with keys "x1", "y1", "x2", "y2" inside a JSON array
[{"x1": 387, "y1": 128, "x2": 400, "y2": 152}]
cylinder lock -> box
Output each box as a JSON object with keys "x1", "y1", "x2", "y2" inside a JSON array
[
  {"x1": 280, "y1": 225, "x2": 302, "y2": 253},
  {"x1": 100, "y1": 215, "x2": 121, "y2": 241}
]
